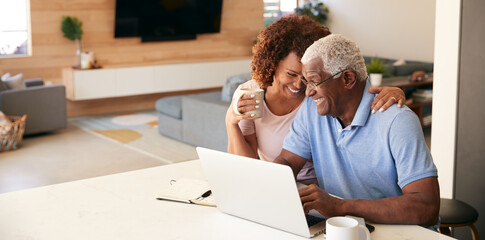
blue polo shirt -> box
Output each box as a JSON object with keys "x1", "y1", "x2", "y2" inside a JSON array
[{"x1": 283, "y1": 80, "x2": 437, "y2": 200}]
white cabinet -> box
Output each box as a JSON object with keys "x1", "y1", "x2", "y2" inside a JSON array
[
  {"x1": 153, "y1": 64, "x2": 193, "y2": 92},
  {"x1": 71, "y1": 69, "x2": 116, "y2": 100},
  {"x1": 116, "y1": 66, "x2": 155, "y2": 96},
  {"x1": 63, "y1": 59, "x2": 251, "y2": 101}
]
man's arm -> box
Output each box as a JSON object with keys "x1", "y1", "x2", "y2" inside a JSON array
[
  {"x1": 299, "y1": 176, "x2": 440, "y2": 226},
  {"x1": 274, "y1": 149, "x2": 309, "y2": 180}
]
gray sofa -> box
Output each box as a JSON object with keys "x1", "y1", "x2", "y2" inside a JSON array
[
  {"x1": 363, "y1": 56, "x2": 434, "y2": 77},
  {"x1": 156, "y1": 73, "x2": 251, "y2": 151},
  {"x1": 155, "y1": 57, "x2": 433, "y2": 151},
  {"x1": 0, "y1": 78, "x2": 67, "y2": 135}
]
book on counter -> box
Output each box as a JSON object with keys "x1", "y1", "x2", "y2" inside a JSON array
[
  {"x1": 412, "y1": 89, "x2": 433, "y2": 103},
  {"x1": 156, "y1": 178, "x2": 216, "y2": 207},
  {"x1": 422, "y1": 114, "x2": 432, "y2": 125}
]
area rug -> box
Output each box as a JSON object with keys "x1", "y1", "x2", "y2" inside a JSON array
[{"x1": 69, "y1": 111, "x2": 198, "y2": 164}]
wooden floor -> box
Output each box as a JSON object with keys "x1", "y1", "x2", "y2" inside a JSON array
[{"x1": 0, "y1": 124, "x2": 167, "y2": 194}]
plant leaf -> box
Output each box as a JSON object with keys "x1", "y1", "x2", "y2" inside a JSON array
[
  {"x1": 61, "y1": 16, "x2": 83, "y2": 41},
  {"x1": 366, "y1": 57, "x2": 385, "y2": 74},
  {"x1": 294, "y1": 0, "x2": 328, "y2": 25}
]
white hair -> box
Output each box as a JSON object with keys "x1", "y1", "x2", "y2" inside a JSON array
[{"x1": 301, "y1": 34, "x2": 367, "y2": 81}]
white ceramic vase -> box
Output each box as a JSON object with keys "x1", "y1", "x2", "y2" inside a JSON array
[
  {"x1": 370, "y1": 73, "x2": 383, "y2": 87},
  {"x1": 80, "y1": 51, "x2": 95, "y2": 69}
]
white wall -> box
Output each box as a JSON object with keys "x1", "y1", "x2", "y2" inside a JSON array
[
  {"x1": 431, "y1": 0, "x2": 461, "y2": 199},
  {"x1": 324, "y1": 0, "x2": 436, "y2": 62}
]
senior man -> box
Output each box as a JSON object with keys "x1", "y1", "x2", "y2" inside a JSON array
[{"x1": 274, "y1": 34, "x2": 440, "y2": 228}]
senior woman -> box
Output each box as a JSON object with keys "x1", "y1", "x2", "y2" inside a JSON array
[{"x1": 225, "y1": 14, "x2": 404, "y2": 184}]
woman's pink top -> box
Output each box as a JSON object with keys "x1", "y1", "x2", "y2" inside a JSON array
[{"x1": 237, "y1": 80, "x2": 317, "y2": 184}]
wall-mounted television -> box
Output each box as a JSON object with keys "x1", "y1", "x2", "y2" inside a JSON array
[{"x1": 114, "y1": 0, "x2": 223, "y2": 42}]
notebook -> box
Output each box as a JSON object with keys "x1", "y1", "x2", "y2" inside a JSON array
[
  {"x1": 156, "y1": 178, "x2": 216, "y2": 207},
  {"x1": 196, "y1": 147, "x2": 326, "y2": 238}
]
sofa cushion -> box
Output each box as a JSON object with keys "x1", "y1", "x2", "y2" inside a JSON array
[
  {"x1": 0, "y1": 81, "x2": 8, "y2": 92},
  {"x1": 221, "y1": 72, "x2": 251, "y2": 103},
  {"x1": 155, "y1": 96, "x2": 183, "y2": 119},
  {"x1": 183, "y1": 91, "x2": 230, "y2": 151},
  {"x1": 24, "y1": 78, "x2": 44, "y2": 87},
  {"x1": 158, "y1": 112, "x2": 183, "y2": 140},
  {"x1": 383, "y1": 65, "x2": 396, "y2": 77}
]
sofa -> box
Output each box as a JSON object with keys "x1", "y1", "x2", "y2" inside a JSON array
[
  {"x1": 0, "y1": 78, "x2": 67, "y2": 135},
  {"x1": 363, "y1": 56, "x2": 434, "y2": 77},
  {"x1": 155, "y1": 57, "x2": 433, "y2": 151},
  {"x1": 156, "y1": 73, "x2": 251, "y2": 151}
]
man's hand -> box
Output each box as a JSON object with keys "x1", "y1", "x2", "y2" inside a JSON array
[{"x1": 299, "y1": 184, "x2": 344, "y2": 217}]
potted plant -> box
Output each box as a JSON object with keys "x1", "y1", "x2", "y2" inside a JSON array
[
  {"x1": 366, "y1": 57, "x2": 386, "y2": 87},
  {"x1": 294, "y1": 0, "x2": 329, "y2": 25},
  {"x1": 61, "y1": 16, "x2": 83, "y2": 68}
]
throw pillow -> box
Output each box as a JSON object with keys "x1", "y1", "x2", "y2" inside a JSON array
[
  {"x1": 2, "y1": 73, "x2": 26, "y2": 89},
  {"x1": 1, "y1": 72, "x2": 11, "y2": 81},
  {"x1": 393, "y1": 59, "x2": 407, "y2": 66},
  {"x1": 221, "y1": 72, "x2": 251, "y2": 103}
]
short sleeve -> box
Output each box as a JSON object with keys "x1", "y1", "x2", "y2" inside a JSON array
[
  {"x1": 238, "y1": 119, "x2": 256, "y2": 135},
  {"x1": 388, "y1": 110, "x2": 437, "y2": 189},
  {"x1": 283, "y1": 99, "x2": 312, "y2": 160}
]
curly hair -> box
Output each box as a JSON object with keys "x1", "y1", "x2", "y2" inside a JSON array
[{"x1": 251, "y1": 14, "x2": 331, "y2": 88}]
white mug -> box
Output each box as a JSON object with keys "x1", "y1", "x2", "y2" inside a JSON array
[
  {"x1": 326, "y1": 216, "x2": 371, "y2": 240},
  {"x1": 232, "y1": 88, "x2": 264, "y2": 119}
]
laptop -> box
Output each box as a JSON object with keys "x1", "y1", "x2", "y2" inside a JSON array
[{"x1": 196, "y1": 147, "x2": 326, "y2": 238}]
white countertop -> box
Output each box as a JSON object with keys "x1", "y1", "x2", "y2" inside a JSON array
[{"x1": 0, "y1": 160, "x2": 455, "y2": 240}]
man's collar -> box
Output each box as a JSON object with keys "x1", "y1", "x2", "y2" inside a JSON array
[{"x1": 349, "y1": 77, "x2": 373, "y2": 127}]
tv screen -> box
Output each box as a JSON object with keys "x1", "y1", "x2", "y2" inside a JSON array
[{"x1": 114, "y1": 0, "x2": 223, "y2": 42}]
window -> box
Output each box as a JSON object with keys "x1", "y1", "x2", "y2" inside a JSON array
[
  {"x1": 0, "y1": 0, "x2": 31, "y2": 58},
  {"x1": 264, "y1": 0, "x2": 299, "y2": 27}
]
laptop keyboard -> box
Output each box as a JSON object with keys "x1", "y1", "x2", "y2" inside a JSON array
[{"x1": 305, "y1": 214, "x2": 325, "y2": 227}]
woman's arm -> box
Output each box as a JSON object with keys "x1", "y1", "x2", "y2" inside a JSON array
[
  {"x1": 368, "y1": 86, "x2": 405, "y2": 113},
  {"x1": 225, "y1": 95, "x2": 259, "y2": 159}
]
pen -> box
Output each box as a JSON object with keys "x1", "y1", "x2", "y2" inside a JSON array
[
  {"x1": 200, "y1": 190, "x2": 212, "y2": 198},
  {"x1": 195, "y1": 190, "x2": 212, "y2": 201}
]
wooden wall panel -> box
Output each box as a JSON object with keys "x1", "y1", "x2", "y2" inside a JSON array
[{"x1": 0, "y1": 0, "x2": 264, "y2": 116}]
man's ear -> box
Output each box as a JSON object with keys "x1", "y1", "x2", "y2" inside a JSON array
[{"x1": 343, "y1": 70, "x2": 357, "y2": 89}]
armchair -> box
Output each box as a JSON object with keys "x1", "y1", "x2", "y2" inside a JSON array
[{"x1": 0, "y1": 78, "x2": 67, "y2": 135}]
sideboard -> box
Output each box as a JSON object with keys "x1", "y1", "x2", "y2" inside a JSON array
[{"x1": 63, "y1": 59, "x2": 251, "y2": 101}]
